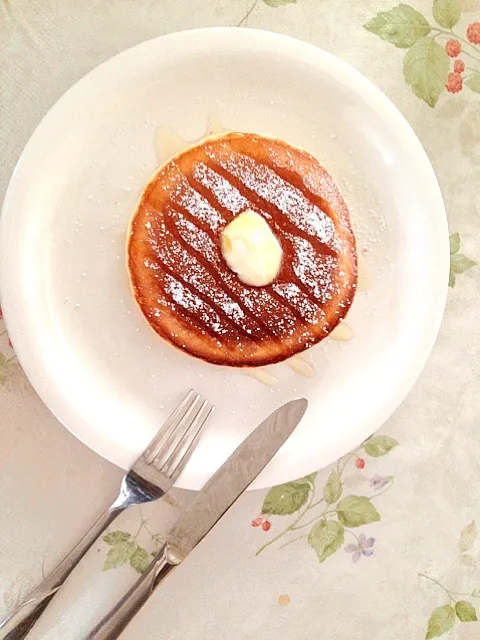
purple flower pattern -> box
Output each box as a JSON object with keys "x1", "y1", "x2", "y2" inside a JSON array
[
  {"x1": 345, "y1": 533, "x2": 375, "y2": 563},
  {"x1": 370, "y1": 475, "x2": 390, "y2": 490}
]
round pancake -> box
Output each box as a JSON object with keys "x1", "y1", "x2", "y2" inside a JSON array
[{"x1": 128, "y1": 132, "x2": 357, "y2": 367}]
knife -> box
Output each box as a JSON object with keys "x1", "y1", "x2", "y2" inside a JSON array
[{"x1": 84, "y1": 397, "x2": 308, "y2": 640}]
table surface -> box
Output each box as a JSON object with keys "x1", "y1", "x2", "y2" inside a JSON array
[{"x1": 1, "y1": 1, "x2": 480, "y2": 638}]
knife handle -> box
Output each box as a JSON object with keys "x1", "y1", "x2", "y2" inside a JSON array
[{"x1": 84, "y1": 545, "x2": 176, "y2": 640}]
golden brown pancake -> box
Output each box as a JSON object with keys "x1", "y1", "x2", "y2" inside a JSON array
[{"x1": 128, "y1": 132, "x2": 357, "y2": 366}]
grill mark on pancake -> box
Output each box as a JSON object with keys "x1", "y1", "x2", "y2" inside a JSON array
[
  {"x1": 231, "y1": 138, "x2": 344, "y2": 238},
  {"x1": 169, "y1": 169, "x2": 226, "y2": 232},
  {"x1": 186, "y1": 164, "x2": 323, "y2": 324},
  {"x1": 164, "y1": 209, "x2": 282, "y2": 336},
  {"x1": 256, "y1": 162, "x2": 337, "y2": 229},
  {"x1": 168, "y1": 208, "x2": 303, "y2": 334},
  {"x1": 165, "y1": 199, "x2": 221, "y2": 245},
  {"x1": 188, "y1": 175, "x2": 236, "y2": 224},
  {"x1": 272, "y1": 283, "x2": 325, "y2": 325},
  {"x1": 265, "y1": 142, "x2": 353, "y2": 232},
  {"x1": 165, "y1": 165, "x2": 337, "y2": 323},
  {"x1": 191, "y1": 162, "x2": 248, "y2": 217},
  {"x1": 150, "y1": 231, "x2": 271, "y2": 338},
  {"x1": 166, "y1": 192, "x2": 312, "y2": 327},
  {"x1": 147, "y1": 256, "x2": 260, "y2": 339},
  {"x1": 194, "y1": 160, "x2": 338, "y2": 307},
  {"x1": 139, "y1": 195, "x2": 338, "y2": 327},
  {"x1": 204, "y1": 159, "x2": 338, "y2": 260},
  {"x1": 205, "y1": 146, "x2": 340, "y2": 253},
  {"x1": 152, "y1": 277, "x2": 230, "y2": 339}
]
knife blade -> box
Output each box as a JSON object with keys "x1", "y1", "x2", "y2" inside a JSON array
[{"x1": 84, "y1": 397, "x2": 308, "y2": 640}]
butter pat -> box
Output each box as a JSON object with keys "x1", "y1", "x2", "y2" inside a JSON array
[{"x1": 221, "y1": 210, "x2": 282, "y2": 287}]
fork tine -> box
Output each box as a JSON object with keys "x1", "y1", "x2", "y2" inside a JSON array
[
  {"x1": 144, "y1": 390, "x2": 198, "y2": 464},
  {"x1": 158, "y1": 399, "x2": 208, "y2": 473},
  {"x1": 152, "y1": 394, "x2": 204, "y2": 469},
  {"x1": 161, "y1": 402, "x2": 214, "y2": 481}
]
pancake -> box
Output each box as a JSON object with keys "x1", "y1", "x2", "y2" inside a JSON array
[{"x1": 128, "y1": 132, "x2": 357, "y2": 367}]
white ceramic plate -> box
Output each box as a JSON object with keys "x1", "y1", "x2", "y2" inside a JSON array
[{"x1": 0, "y1": 28, "x2": 448, "y2": 490}]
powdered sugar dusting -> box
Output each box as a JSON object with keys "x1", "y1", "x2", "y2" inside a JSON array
[
  {"x1": 290, "y1": 235, "x2": 340, "y2": 303},
  {"x1": 173, "y1": 215, "x2": 217, "y2": 263},
  {"x1": 273, "y1": 283, "x2": 321, "y2": 324},
  {"x1": 172, "y1": 212, "x2": 298, "y2": 336},
  {"x1": 170, "y1": 171, "x2": 225, "y2": 231},
  {"x1": 193, "y1": 163, "x2": 248, "y2": 215},
  {"x1": 269, "y1": 144, "x2": 351, "y2": 232},
  {"x1": 152, "y1": 236, "x2": 267, "y2": 333},
  {"x1": 164, "y1": 275, "x2": 227, "y2": 335},
  {"x1": 206, "y1": 144, "x2": 340, "y2": 250}
]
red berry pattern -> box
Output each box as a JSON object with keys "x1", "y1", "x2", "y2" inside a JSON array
[
  {"x1": 262, "y1": 520, "x2": 271, "y2": 532},
  {"x1": 453, "y1": 59, "x2": 465, "y2": 74},
  {"x1": 467, "y1": 22, "x2": 480, "y2": 45},
  {"x1": 356, "y1": 458, "x2": 366, "y2": 469},
  {"x1": 251, "y1": 516, "x2": 263, "y2": 528},
  {"x1": 445, "y1": 39, "x2": 461, "y2": 57},
  {"x1": 446, "y1": 72, "x2": 463, "y2": 93}
]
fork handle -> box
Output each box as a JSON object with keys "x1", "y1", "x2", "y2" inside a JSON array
[
  {"x1": 0, "y1": 504, "x2": 124, "y2": 640},
  {"x1": 84, "y1": 545, "x2": 176, "y2": 640}
]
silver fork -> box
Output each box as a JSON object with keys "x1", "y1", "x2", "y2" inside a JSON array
[{"x1": 0, "y1": 390, "x2": 213, "y2": 640}]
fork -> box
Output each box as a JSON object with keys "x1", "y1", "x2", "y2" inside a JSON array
[{"x1": 0, "y1": 390, "x2": 213, "y2": 640}]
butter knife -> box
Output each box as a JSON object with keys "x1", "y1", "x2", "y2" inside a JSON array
[{"x1": 84, "y1": 397, "x2": 308, "y2": 640}]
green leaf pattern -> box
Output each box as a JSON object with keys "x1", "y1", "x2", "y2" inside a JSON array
[
  {"x1": 466, "y1": 71, "x2": 480, "y2": 92},
  {"x1": 103, "y1": 530, "x2": 153, "y2": 574},
  {"x1": 262, "y1": 479, "x2": 311, "y2": 516},
  {"x1": 455, "y1": 600, "x2": 477, "y2": 622},
  {"x1": 130, "y1": 547, "x2": 151, "y2": 573},
  {"x1": 323, "y1": 471, "x2": 343, "y2": 504},
  {"x1": 254, "y1": 435, "x2": 396, "y2": 563},
  {"x1": 432, "y1": 0, "x2": 461, "y2": 27},
  {"x1": 0, "y1": 308, "x2": 15, "y2": 384},
  {"x1": 104, "y1": 531, "x2": 131, "y2": 545},
  {"x1": 364, "y1": 435, "x2": 399, "y2": 457},
  {"x1": 103, "y1": 539, "x2": 137, "y2": 571},
  {"x1": 308, "y1": 520, "x2": 345, "y2": 563},
  {"x1": 426, "y1": 605, "x2": 456, "y2": 638},
  {"x1": 336, "y1": 496, "x2": 381, "y2": 528},
  {"x1": 449, "y1": 232, "x2": 461, "y2": 255},
  {"x1": 403, "y1": 37, "x2": 449, "y2": 107},
  {"x1": 365, "y1": 2, "x2": 480, "y2": 106},
  {"x1": 449, "y1": 232, "x2": 477, "y2": 287},
  {"x1": 364, "y1": 4, "x2": 431, "y2": 48},
  {"x1": 459, "y1": 520, "x2": 477, "y2": 552},
  {"x1": 421, "y1": 521, "x2": 479, "y2": 636},
  {"x1": 0, "y1": 353, "x2": 8, "y2": 385}
]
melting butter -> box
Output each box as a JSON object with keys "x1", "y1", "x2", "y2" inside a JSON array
[
  {"x1": 243, "y1": 368, "x2": 279, "y2": 387},
  {"x1": 330, "y1": 321, "x2": 353, "y2": 342},
  {"x1": 155, "y1": 114, "x2": 228, "y2": 164},
  {"x1": 155, "y1": 126, "x2": 189, "y2": 164},
  {"x1": 357, "y1": 254, "x2": 372, "y2": 292},
  {"x1": 287, "y1": 355, "x2": 315, "y2": 378},
  {"x1": 221, "y1": 210, "x2": 282, "y2": 287},
  {"x1": 327, "y1": 255, "x2": 370, "y2": 342},
  {"x1": 206, "y1": 113, "x2": 227, "y2": 136}
]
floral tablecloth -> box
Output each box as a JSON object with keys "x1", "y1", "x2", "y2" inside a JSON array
[{"x1": 1, "y1": 0, "x2": 480, "y2": 638}]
